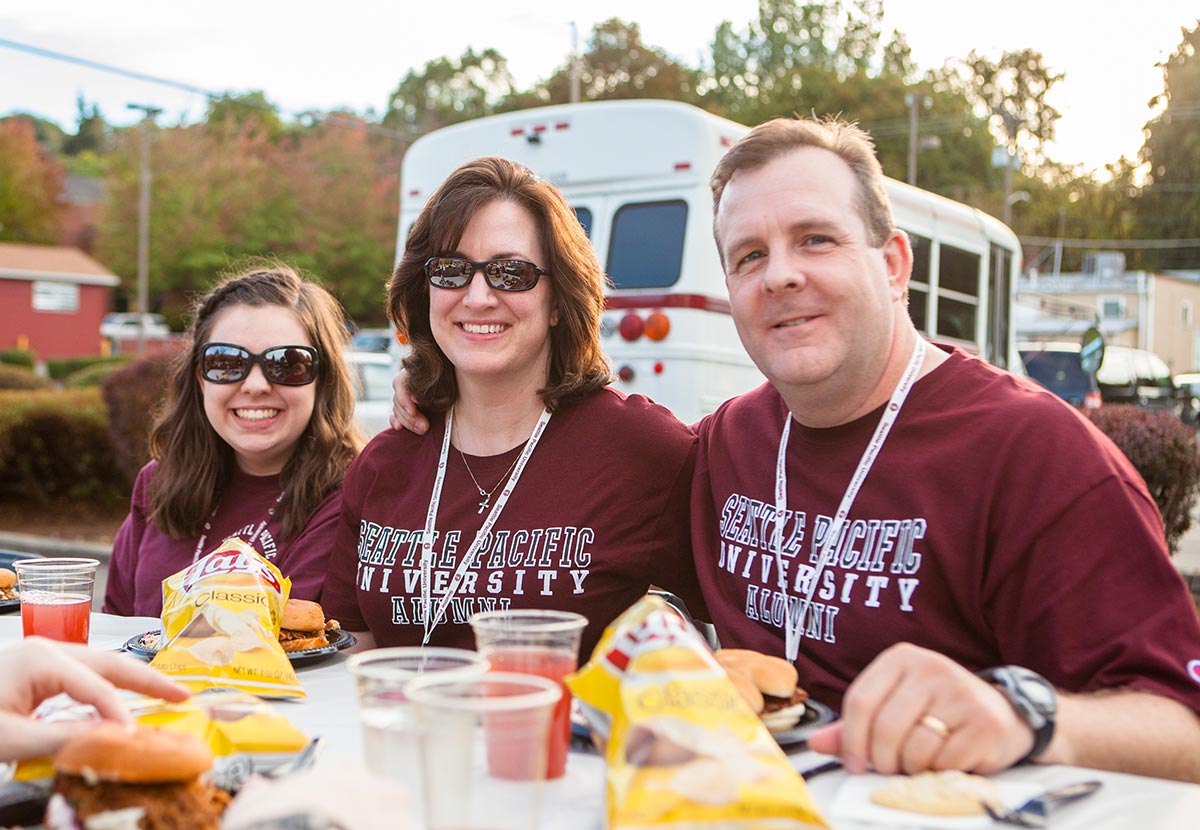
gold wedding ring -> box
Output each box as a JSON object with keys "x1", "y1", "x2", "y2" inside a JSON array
[{"x1": 918, "y1": 714, "x2": 951, "y2": 739}]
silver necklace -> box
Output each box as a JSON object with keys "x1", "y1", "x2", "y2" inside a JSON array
[{"x1": 460, "y1": 449, "x2": 522, "y2": 514}]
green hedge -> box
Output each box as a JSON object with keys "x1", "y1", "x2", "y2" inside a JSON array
[
  {"x1": 1087, "y1": 405, "x2": 1200, "y2": 554},
  {"x1": 47, "y1": 355, "x2": 129, "y2": 380},
  {"x1": 0, "y1": 365, "x2": 53, "y2": 390},
  {"x1": 64, "y1": 361, "x2": 128, "y2": 389},
  {"x1": 0, "y1": 389, "x2": 127, "y2": 505},
  {"x1": 0, "y1": 349, "x2": 34, "y2": 369}
]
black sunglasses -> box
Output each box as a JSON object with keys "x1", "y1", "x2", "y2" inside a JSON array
[
  {"x1": 199, "y1": 342, "x2": 319, "y2": 386},
  {"x1": 424, "y1": 257, "x2": 546, "y2": 292}
]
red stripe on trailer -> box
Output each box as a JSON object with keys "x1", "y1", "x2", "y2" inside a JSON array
[
  {"x1": 554, "y1": 121, "x2": 570, "y2": 130},
  {"x1": 674, "y1": 162, "x2": 691, "y2": 171},
  {"x1": 605, "y1": 293, "x2": 731, "y2": 314},
  {"x1": 510, "y1": 127, "x2": 525, "y2": 136}
]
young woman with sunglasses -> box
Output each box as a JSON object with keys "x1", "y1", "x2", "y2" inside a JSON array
[
  {"x1": 103, "y1": 262, "x2": 364, "y2": 616},
  {"x1": 322, "y1": 158, "x2": 705, "y2": 658}
]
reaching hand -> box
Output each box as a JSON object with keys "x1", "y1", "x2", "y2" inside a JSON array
[
  {"x1": 0, "y1": 637, "x2": 190, "y2": 762},
  {"x1": 806, "y1": 643, "x2": 1034, "y2": 775},
  {"x1": 389, "y1": 367, "x2": 429, "y2": 434}
]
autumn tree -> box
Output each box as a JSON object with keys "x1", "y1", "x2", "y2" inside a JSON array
[
  {"x1": 0, "y1": 116, "x2": 66, "y2": 243},
  {"x1": 384, "y1": 48, "x2": 514, "y2": 136},
  {"x1": 1137, "y1": 21, "x2": 1200, "y2": 268}
]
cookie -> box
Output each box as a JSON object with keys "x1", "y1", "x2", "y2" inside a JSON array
[{"x1": 870, "y1": 770, "x2": 1002, "y2": 816}]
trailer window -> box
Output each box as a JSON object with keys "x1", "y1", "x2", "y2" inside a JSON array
[
  {"x1": 574, "y1": 207, "x2": 593, "y2": 238},
  {"x1": 608, "y1": 200, "x2": 687, "y2": 289}
]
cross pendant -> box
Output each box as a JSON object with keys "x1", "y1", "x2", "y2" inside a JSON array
[{"x1": 478, "y1": 497, "x2": 490, "y2": 514}]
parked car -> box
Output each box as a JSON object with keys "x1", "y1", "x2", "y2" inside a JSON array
[
  {"x1": 1175, "y1": 372, "x2": 1200, "y2": 425},
  {"x1": 100, "y1": 312, "x2": 170, "y2": 341},
  {"x1": 1020, "y1": 341, "x2": 1184, "y2": 417},
  {"x1": 351, "y1": 327, "x2": 394, "y2": 353},
  {"x1": 345, "y1": 351, "x2": 395, "y2": 436}
]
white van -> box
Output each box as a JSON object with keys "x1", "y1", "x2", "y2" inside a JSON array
[{"x1": 399, "y1": 100, "x2": 1022, "y2": 424}]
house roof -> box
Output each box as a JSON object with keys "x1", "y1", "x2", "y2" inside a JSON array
[{"x1": 0, "y1": 241, "x2": 120, "y2": 287}]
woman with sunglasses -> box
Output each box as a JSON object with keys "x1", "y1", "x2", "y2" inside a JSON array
[
  {"x1": 103, "y1": 262, "x2": 363, "y2": 616},
  {"x1": 322, "y1": 158, "x2": 704, "y2": 658}
]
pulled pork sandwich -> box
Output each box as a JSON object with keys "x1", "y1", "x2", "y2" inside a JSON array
[
  {"x1": 713, "y1": 649, "x2": 810, "y2": 732},
  {"x1": 0, "y1": 567, "x2": 17, "y2": 600},
  {"x1": 278, "y1": 599, "x2": 339, "y2": 653},
  {"x1": 46, "y1": 723, "x2": 230, "y2": 830}
]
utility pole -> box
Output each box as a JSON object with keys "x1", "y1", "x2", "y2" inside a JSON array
[
  {"x1": 127, "y1": 103, "x2": 162, "y2": 355},
  {"x1": 1053, "y1": 207, "x2": 1066, "y2": 276},
  {"x1": 1000, "y1": 109, "x2": 1021, "y2": 228},
  {"x1": 569, "y1": 22, "x2": 581, "y2": 104},
  {"x1": 905, "y1": 93, "x2": 930, "y2": 186}
]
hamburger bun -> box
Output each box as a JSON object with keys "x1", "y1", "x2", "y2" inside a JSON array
[
  {"x1": 0, "y1": 567, "x2": 16, "y2": 590},
  {"x1": 713, "y1": 649, "x2": 798, "y2": 698},
  {"x1": 727, "y1": 667, "x2": 765, "y2": 714},
  {"x1": 54, "y1": 723, "x2": 213, "y2": 784},
  {"x1": 281, "y1": 599, "x2": 325, "y2": 632}
]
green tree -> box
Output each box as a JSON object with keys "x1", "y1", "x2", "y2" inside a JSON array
[
  {"x1": 384, "y1": 48, "x2": 514, "y2": 136},
  {"x1": 957, "y1": 48, "x2": 1063, "y2": 169},
  {"x1": 0, "y1": 117, "x2": 66, "y2": 243},
  {"x1": 63, "y1": 96, "x2": 109, "y2": 156},
  {"x1": 205, "y1": 91, "x2": 286, "y2": 140},
  {"x1": 1137, "y1": 21, "x2": 1200, "y2": 269}
]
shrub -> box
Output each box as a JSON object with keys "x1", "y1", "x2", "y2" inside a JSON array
[
  {"x1": 0, "y1": 389, "x2": 126, "y2": 506},
  {"x1": 1086, "y1": 405, "x2": 1200, "y2": 554},
  {"x1": 64, "y1": 361, "x2": 126, "y2": 389},
  {"x1": 0, "y1": 349, "x2": 34, "y2": 368},
  {"x1": 0, "y1": 364, "x2": 53, "y2": 390},
  {"x1": 47, "y1": 355, "x2": 128, "y2": 380},
  {"x1": 101, "y1": 354, "x2": 174, "y2": 485}
]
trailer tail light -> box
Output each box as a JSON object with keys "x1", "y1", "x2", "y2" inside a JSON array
[
  {"x1": 654, "y1": 362, "x2": 664, "y2": 375},
  {"x1": 618, "y1": 312, "x2": 644, "y2": 341},
  {"x1": 617, "y1": 365, "x2": 635, "y2": 382},
  {"x1": 643, "y1": 312, "x2": 670, "y2": 341},
  {"x1": 1083, "y1": 391, "x2": 1102, "y2": 410}
]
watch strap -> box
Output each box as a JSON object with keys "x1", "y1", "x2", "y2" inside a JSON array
[{"x1": 976, "y1": 665, "x2": 1057, "y2": 765}]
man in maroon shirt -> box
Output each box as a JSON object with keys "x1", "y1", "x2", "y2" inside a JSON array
[{"x1": 696, "y1": 116, "x2": 1200, "y2": 782}]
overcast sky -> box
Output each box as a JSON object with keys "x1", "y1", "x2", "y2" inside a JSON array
[{"x1": 1, "y1": 1, "x2": 1196, "y2": 174}]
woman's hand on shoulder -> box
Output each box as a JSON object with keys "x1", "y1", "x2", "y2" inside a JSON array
[{"x1": 390, "y1": 368, "x2": 429, "y2": 435}]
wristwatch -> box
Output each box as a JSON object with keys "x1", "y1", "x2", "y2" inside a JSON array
[{"x1": 976, "y1": 665, "x2": 1057, "y2": 765}]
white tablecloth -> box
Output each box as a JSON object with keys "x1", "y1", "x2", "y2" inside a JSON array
[{"x1": 4, "y1": 614, "x2": 1198, "y2": 829}]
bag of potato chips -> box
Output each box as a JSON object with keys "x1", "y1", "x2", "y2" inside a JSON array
[
  {"x1": 151, "y1": 537, "x2": 305, "y2": 698},
  {"x1": 567, "y1": 596, "x2": 827, "y2": 829}
]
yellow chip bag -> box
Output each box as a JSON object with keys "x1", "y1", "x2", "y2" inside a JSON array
[
  {"x1": 151, "y1": 537, "x2": 305, "y2": 698},
  {"x1": 567, "y1": 596, "x2": 827, "y2": 829},
  {"x1": 132, "y1": 690, "x2": 309, "y2": 758}
]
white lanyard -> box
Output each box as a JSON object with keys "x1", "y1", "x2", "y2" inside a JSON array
[
  {"x1": 192, "y1": 489, "x2": 284, "y2": 564},
  {"x1": 420, "y1": 405, "x2": 552, "y2": 643},
  {"x1": 774, "y1": 337, "x2": 927, "y2": 661}
]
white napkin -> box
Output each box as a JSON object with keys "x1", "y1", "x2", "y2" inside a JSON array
[{"x1": 830, "y1": 772, "x2": 1043, "y2": 829}]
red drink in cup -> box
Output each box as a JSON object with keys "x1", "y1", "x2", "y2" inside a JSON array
[
  {"x1": 469, "y1": 609, "x2": 587, "y2": 781},
  {"x1": 485, "y1": 646, "x2": 577, "y2": 779},
  {"x1": 14, "y1": 558, "x2": 99, "y2": 645},
  {"x1": 21, "y1": 594, "x2": 91, "y2": 644}
]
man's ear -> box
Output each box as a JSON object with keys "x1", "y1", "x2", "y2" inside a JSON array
[{"x1": 882, "y1": 229, "x2": 914, "y2": 302}]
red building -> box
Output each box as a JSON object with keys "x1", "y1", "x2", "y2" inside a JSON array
[{"x1": 0, "y1": 241, "x2": 118, "y2": 360}]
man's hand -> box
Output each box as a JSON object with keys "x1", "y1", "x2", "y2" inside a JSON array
[
  {"x1": 0, "y1": 637, "x2": 190, "y2": 762},
  {"x1": 806, "y1": 643, "x2": 1034, "y2": 775},
  {"x1": 389, "y1": 368, "x2": 429, "y2": 434}
]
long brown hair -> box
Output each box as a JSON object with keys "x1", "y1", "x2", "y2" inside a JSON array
[
  {"x1": 148, "y1": 260, "x2": 363, "y2": 539},
  {"x1": 710, "y1": 116, "x2": 896, "y2": 259},
  {"x1": 389, "y1": 156, "x2": 611, "y2": 414}
]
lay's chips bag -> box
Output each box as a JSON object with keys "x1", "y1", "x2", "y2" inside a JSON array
[
  {"x1": 567, "y1": 595, "x2": 827, "y2": 829},
  {"x1": 151, "y1": 537, "x2": 305, "y2": 698}
]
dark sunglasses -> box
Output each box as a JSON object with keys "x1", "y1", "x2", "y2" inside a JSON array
[
  {"x1": 199, "y1": 342, "x2": 319, "y2": 386},
  {"x1": 424, "y1": 256, "x2": 546, "y2": 292}
]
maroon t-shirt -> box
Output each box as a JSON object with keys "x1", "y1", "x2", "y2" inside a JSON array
[
  {"x1": 103, "y1": 461, "x2": 343, "y2": 617},
  {"x1": 323, "y1": 388, "x2": 704, "y2": 658},
  {"x1": 693, "y1": 347, "x2": 1200, "y2": 714}
]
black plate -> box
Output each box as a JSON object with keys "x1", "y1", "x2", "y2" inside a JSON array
[
  {"x1": 0, "y1": 597, "x2": 19, "y2": 615},
  {"x1": 121, "y1": 628, "x2": 357, "y2": 667},
  {"x1": 769, "y1": 699, "x2": 837, "y2": 748}
]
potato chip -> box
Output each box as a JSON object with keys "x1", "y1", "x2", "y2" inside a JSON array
[
  {"x1": 150, "y1": 537, "x2": 304, "y2": 698},
  {"x1": 567, "y1": 596, "x2": 827, "y2": 829}
]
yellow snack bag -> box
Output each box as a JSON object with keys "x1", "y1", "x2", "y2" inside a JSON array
[
  {"x1": 567, "y1": 595, "x2": 827, "y2": 829},
  {"x1": 151, "y1": 537, "x2": 305, "y2": 698},
  {"x1": 133, "y1": 690, "x2": 309, "y2": 759}
]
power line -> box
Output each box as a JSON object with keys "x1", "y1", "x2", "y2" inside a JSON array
[{"x1": 0, "y1": 36, "x2": 412, "y2": 141}]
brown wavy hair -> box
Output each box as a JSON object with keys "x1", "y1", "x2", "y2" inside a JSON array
[
  {"x1": 709, "y1": 116, "x2": 896, "y2": 261},
  {"x1": 148, "y1": 260, "x2": 363, "y2": 539},
  {"x1": 388, "y1": 156, "x2": 611, "y2": 414}
]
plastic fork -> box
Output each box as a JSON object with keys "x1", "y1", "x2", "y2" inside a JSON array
[{"x1": 982, "y1": 779, "x2": 1102, "y2": 828}]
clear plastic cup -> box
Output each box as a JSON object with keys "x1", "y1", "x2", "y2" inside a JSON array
[
  {"x1": 14, "y1": 557, "x2": 99, "y2": 644},
  {"x1": 347, "y1": 647, "x2": 490, "y2": 820},
  {"x1": 407, "y1": 671, "x2": 562, "y2": 830},
  {"x1": 469, "y1": 609, "x2": 587, "y2": 780}
]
